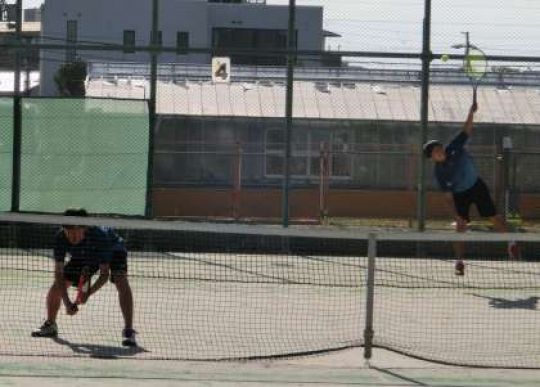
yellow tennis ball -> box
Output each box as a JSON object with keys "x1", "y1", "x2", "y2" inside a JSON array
[{"x1": 441, "y1": 54, "x2": 449, "y2": 62}]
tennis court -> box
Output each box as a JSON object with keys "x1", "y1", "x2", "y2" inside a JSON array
[
  {"x1": 1, "y1": 215, "x2": 539, "y2": 371},
  {"x1": 2, "y1": 0, "x2": 539, "y2": 385},
  {"x1": 1, "y1": 347, "x2": 540, "y2": 386}
]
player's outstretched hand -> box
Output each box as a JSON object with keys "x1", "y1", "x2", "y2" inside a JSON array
[
  {"x1": 471, "y1": 101, "x2": 478, "y2": 113},
  {"x1": 66, "y1": 302, "x2": 78, "y2": 316}
]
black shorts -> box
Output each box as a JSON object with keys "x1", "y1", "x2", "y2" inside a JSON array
[
  {"x1": 63, "y1": 251, "x2": 128, "y2": 286},
  {"x1": 109, "y1": 250, "x2": 128, "y2": 282},
  {"x1": 63, "y1": 261, "x2": 99, "y2": 287},
  {"x1": 453, "y1": 178, "x2": 497, "y2": 222}
]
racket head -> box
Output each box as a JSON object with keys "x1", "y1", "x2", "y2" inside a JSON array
[
  {"x1": 75, "y1": 266, "x2": 92, "y2": 305},
  {"x1": 464, "y1": 46, "x2": 487, "y2": 104},
  {"x1": 463, "y1": 47, "x2": 488, "y2": 82}
]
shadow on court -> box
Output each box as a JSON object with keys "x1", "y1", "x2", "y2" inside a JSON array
[
  {"x1": 470, "y1": 294, "x2": 539, "y2": 310},
  {"x1": 52, "y1": 337, "x2": 149, "y2": 358},
  {"x1": 370, "y1": 366, "x2": 430, "y2": 386}
]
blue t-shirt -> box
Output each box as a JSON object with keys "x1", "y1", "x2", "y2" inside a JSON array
[
  {"x1": 434, "y1": 132, "x2": 478, "y2": 193},
  {"x1": 54, "y1": 226, "x2": 126, "y2": 266}
]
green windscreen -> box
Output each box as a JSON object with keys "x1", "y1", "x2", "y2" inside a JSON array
[
  {"x1": 20, "y1": 98, "x2": 149, "y2": 215},
  {"x1": 0, "y1": 98, "x2": 13, "y2": 211}
]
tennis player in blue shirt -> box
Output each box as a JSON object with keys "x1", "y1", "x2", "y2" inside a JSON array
[
  {"x1": 32, "y1": 209, "x2": 137, "y2": 347},
  {"x1": 423, "y1": 100, "x2": 519, "y2": 275}
]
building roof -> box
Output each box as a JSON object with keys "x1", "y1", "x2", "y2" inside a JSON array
[
  {"x1": 0, "y1": 21, "x2": 41, "y2": 35},
  {"x1": 85, "y1": 78, "x2": 540, "y2": 125},
  {"x1": 0, "y1": 71, "x2": 40, "y2": 93},
  {"x1": 323, "y1": 30, "x2": 341, "y2": 38}
]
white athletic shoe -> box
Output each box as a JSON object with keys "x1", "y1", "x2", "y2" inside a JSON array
[
  {"x1": 454, "y1": 260, "x2": 465, "y2": 276},
  {"x1": 32, "y1": 320, "x2": 58, "y2": 338},
  {"x1": 122, "y1": 328, "x2": 137, "y2": 347}
]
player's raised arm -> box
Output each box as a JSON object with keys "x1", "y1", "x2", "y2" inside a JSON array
[{"x1": 463, "y1": 99, "x2": 478, "y2": 136}]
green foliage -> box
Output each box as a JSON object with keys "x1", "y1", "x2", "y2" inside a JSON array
[
  {"x1": 54, "y1": 61, "x2": 87, "y2": 97},
  {"x1": 507, "y1": 212, "x2": 523, "y2": 229}
]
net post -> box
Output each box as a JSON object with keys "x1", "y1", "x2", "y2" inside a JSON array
[{"x1": 363, "y1": 232, "x2": 377, "y2": 363}]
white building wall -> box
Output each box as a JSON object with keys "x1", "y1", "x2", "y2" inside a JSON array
[
  {"x1": 40, "y1": 0, "x2": 324, "y2": 95},
  {"x1": 207, "y1": 4, "x2": 323, "y2": 50}
]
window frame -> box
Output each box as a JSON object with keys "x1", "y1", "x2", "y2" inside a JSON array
[
  {"x1": 65, "y1": 20, "x2": 78, "y2": 62},
  {"x1": 123, "y1": 30, "x2": 136, "y2": 54},
  {"x1": 264, "y1": 127, "x2": 352, "y2": 180},
  {"x1": 176, "y1": 31, "x2": 189, "y2": 55}
]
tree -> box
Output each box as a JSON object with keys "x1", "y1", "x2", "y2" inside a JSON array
[{"x1": 54, "y1": 60, "x2": 87, "y2": 96}]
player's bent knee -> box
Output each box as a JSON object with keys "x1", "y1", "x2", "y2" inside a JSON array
[
  {"x1": 111, "y1": 271, "x2": 128, "y2": 285},
  {"x1": 115, "y1": 279, "x2": 131, "y2": 294},
  {"x1": 52, "y1": 279, "x2": 67, "y2": 291}
]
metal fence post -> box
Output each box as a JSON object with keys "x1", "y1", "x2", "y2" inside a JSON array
[
  {"x1": 146, "y1": 0, "x2": 159, "y2": 218},
  {"x1": 10, "y1": 0, "x2": 23, "y2": 212},
  {"x1": 416, "y1": 0, "x2": 432, "y2": 231},
  {"x1": 319, "y1": 141, "x2": 329, "y2": 224},
  {"x1": 364, "y1": 232, "x2": 377, "y2": 362},
  {"x1": 502, "y1": 136, "x2": 513, "y2": 221},
  {"x1": 232, "y1": 142, "x2": 243, "y2": 220},
  {"x1": 282, "y1": 0, "x2": 296, "y2": 228}
]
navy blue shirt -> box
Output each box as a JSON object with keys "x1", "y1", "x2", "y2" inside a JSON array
[
  {"x1": 54, "y1": 226, "x2": 126, "y2": 266},
  {"x1": 434, "y1": 132, "x2": 479, "y2": 193}
]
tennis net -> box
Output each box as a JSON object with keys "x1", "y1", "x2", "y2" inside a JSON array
[{"x1": 0, "y1": 212, "x2": 538, "y2": 368}]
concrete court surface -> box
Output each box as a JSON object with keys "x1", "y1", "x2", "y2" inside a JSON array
[{"x1": 1, "y1": 348, "x2": 540, "y2": 387}]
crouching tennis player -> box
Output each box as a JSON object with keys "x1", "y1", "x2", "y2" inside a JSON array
[{"x1": 32, "y1": 208, "x2": 137, "y2": 347}]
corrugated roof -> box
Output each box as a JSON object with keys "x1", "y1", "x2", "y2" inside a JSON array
[{"x1": 85, "y1": 78, "x2": 540, "y2": 124}]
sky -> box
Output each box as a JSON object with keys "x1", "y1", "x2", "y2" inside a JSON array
[
  {"x1": 12, "y1": 0, "x2": 42, "y2": 8},
  {"x1": 269, "y1": 0, "x2": 540, "y2": 58}
]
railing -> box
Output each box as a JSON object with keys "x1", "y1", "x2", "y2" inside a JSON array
[{"x1": 87, "y1": 61, "x2": 540, "y2": 86}]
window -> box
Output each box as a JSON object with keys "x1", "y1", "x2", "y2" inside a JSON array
[
  {"x1": 331, "y1": 131, "x2": 351, "y2": 177},
  {"x1": 265, "y1": 129, "x2": 284, "y2": 176},
  {"x1": 150, "y1": 30, "x2": 162, "y2": 47},
  {"x1": 66, "y1": 20, "x2": 77, "y2": 62},
  {"x1": 176, "y1": 32, "x2": 189, "y2": 54},
  {"x1": 265, "y1": 128, "x2": 352, "y2": 179},
  {"x1": 123, "y1": 30, "x2": 136, "y2": 53},
  {"x1": 212, "y1": 28, "x2": 293, "y2": 65}
]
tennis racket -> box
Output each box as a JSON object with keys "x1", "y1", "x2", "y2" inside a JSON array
[
  {"x1": 75, "y1": 266, "x2": 91, "y2": 305},
  {"x1": 463, "y1": 45, "x2": 487, "y2": 104}
]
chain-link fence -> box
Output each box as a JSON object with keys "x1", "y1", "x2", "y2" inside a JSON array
[
  {"x1": 0, "y1": 97, "x2": 149, "y2": 214},
  {"x1": 0, "y1": 97, "x2": 13, "y2": 211},
  {"x1": 153, "y1": 125, "x2": 540, "y2": 222},
  {"x1": 1, "y1": 0, "x2": 539, "y2": 226}
]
